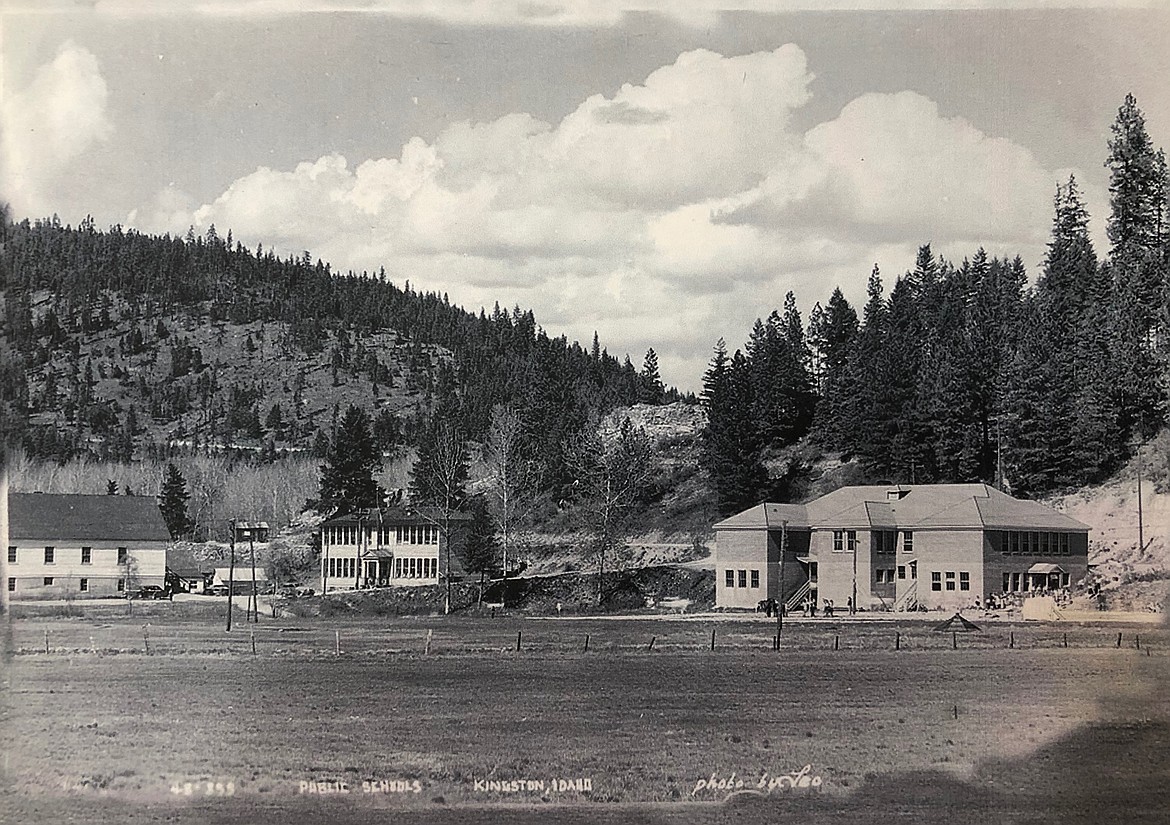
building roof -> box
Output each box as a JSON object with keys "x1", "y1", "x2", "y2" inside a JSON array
[
  {"x1": 9, "y1": 492, "x2": 171, "y2": 542},
  {"x1": 714, "y1": 484, "x2": 1090, "y2": 533},
  {"x1": 320, "y1": 506, "x2": 473, "y2": 528},
  {"x1": 710, "y1": 503, "x2": 809, "y2": 530},
  {"x1": 213, "y1": 567, "x2": 269, "y2": 582}
]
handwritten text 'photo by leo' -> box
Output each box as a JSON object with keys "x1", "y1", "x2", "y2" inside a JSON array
[{"x1": 692, "y1": 765, "x2": 823, "y2": 797}]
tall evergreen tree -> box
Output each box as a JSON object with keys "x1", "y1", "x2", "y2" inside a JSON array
[
  {"x1": 1104, "y1": 93, "x2": 1168, "y2": 438},
  {"x1": 158, "y1": 463, "x2": 192, "y2": 539},
  {"x1": 319, "y1": 405, "x2": 381, "y2": 514},
  {"x1": 638, "y1": 348, "x2": 665, "y2": 404}
]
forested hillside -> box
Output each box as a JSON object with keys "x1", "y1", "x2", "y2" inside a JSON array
[
  {"x1": 699, "y1": 93, "x2": 1169, "y2": 514},
  {"x1": 0, "y1": 211, "x2": 682, "y2": 486}
]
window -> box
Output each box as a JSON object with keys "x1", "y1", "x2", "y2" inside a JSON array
[
  {"x1": 738, "y1": 569, "x2": 747, "y2": 588},
  {"x1": 1060, "y1": 533, "x2": 1070, "y2": 555},
  {"x1": 945, "y1": 571, "x2": 956, "y2": 591},
  {"x1": 44, "y1": 576, "x2": 54, "y2": 586},
  {"x1": 898, "y1": 566, "x2": 906, "y2": 580},
  {"x1": 1012, "y1": 572, "x2": 1022, "y2": 592},
  {"x1": 394, "y1": 558, "x2": 402, "y2": 578},
  {"x1": 6, "y1": 546, "x2": 15, "y2": 564},
  {"x1": 903, "y1": 532, "x2": 914, "y2": 554},
  {"x1": 117, "y1": 578, "x2": 125, "y2": 592},
  {"x1": 1061, "y1": 572, "x2": 1070, "y2": 588},
  {"x1": 846, "y1": 531, "x2": 858, "y2": 554},
  {"x1": 80, "y1": 578, "x2": 89, "y2": 592},
  {"x1": 1040, "y1": 533, "x2": 1050, "y2": 555},
  {"x1": 750, "y1": 570, "x2": 760, "y2": 588},
  {"x1": 81, "y1": 547, "x2": 92, "y2": 565},
  {"x1": 931, "y1": 572, "x2": 941, "y2": 591},
  {"x1": 874, "y1": 531, "x2": 896, "y2": 554},
  {"x1": 44, "y1": 546, "x2": 55, "y2": 564},
  {"x1": 117, "y1": 547, "x2": 128, "y2": 564},
  {"x1": 1003, "y1": 572, "x2": 1011, "y2": 592},
  {"x1": 959, "y1": 572, "x2": 970, "y2": 591},
  {"x1": 725, "y1": 570, "x2": 735, "y2": 588},
  {"x1": 7, "y1": 577, "x2": 14, "y2": 592}
]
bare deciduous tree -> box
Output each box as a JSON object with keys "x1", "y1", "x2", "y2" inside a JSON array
[
  {"x1": 483, "y1": 406, "x2": 545, "y2": 585},
  {"x1": 564, "y1": 417, "x2": 654, "y2": 606},
  {"x1": 409, "y1": 421, "x2": 469, "y2": 615}
]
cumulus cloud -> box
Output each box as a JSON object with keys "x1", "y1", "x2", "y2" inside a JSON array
[
  {"x1": 138, "y1": 44, "x2": 1063, "y2": 390},
  {"x1": 1, "y1": 41, "x2": 113, "y2": 216}
]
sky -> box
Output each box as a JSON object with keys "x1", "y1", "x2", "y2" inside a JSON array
[{"x1": 2, "y1": 3, "x2": 1168, "y2": 392}]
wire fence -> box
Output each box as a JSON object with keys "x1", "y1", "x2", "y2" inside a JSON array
[{"x1": 5, "y1": 609, "x2": 1166, "y2": 659}]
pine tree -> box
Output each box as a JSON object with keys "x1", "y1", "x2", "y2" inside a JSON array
[
  {"x1": 158, "y1": 463, "x2": 192, "y2": 539},
  {"x1": 1104, "y1": 93, "x2": 1168, "y2": 438},
  {"x1": 318, "y1": 405, "x2": 381, "y2": 514},
  {"x1": 638, "y1": 348, "x2": 665, "y2": 404},
  {"x1": 460, "y1": 495, "x2": 499, "y2": 607},
  {"x1": 808, "y1": 288, "x2": 858, "y2": 449}
]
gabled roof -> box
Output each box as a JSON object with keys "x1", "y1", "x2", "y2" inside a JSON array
[
  {"x1": 716, "y1": 484, "x2": 1090, "y2": 533},
  {"x1": 320, "y1": 505, "x2": 472, "y2": 528},
  {"x1": 9, "y1": 492, "x2": 171, "y2": 542},
  {"x1": 713, "y1": 502, "x2": 808, "y2": 530},
  {"x1": 213, "y1": 567, "x2": 269, "y2": 583}
]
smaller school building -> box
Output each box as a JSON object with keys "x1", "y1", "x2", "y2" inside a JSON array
[
  {"x1": 7, "y1": 492, "x2": 170, "y2": 599},
  {"x1": 318, "y1": 506, "x2": 470, "y2": 593},
  {"x1": 713, "y1": 484, "x2": 1090, "y2": 613}
]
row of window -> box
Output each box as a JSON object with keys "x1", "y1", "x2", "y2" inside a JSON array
[
  {"x1": 1002, "y1": 571, "x2": 1070, "y2": 592},
  {"x1": 324, "y1": 526, "x2": 440, "y2": 546},
  {"x1": 325, "y1": 557, "x2": 358, "y2": 579},
  {"x1": 8, "y1": 577, "x2": 124, "y2": 592},
  {"x1": 724, "y1": 569, "x2": 761, "y2": 589},
  {"x1": 831, "y1": 531, "x2": 914, "y2": 554},
  {"x1": 930, "y1": 571, "x2": 971, "y2": 592},
  {"x1": 999, "y1": 531, "x2": 1072, "y2": 556},
  {"x1": 8, "y1": 546, "x2": 128, "y2": 565},
  {"x1": 326, "y1": 556, "x2": 438, "y2": 580},
  {"x1": 395, "y1": 557, "x2": 436, "y2": 579}
]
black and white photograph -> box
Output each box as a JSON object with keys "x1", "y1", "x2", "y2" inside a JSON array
[{"x1": 1, "y1": 2, "x2": 1168, "y2": 823}]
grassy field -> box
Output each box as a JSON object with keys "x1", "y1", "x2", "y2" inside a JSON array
[{"x1": 2, "y1": 608, "x2": 1169, "y2": 824}]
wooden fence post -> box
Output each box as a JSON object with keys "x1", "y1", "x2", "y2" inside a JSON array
[
  {"x1": 895, "y1": 632, "x2": 901, "y2": 651},
  {"x1": 952, "y1": 632, "x2": 957, "y2": 650},
  {"x1": 335, "y1": 630, "x2": 341, "y2": 656},
  {"x1": 516, "y1": 630, "x2": 522, "y2": 652},
  {"x1": 710, "y1": 628, "x2": 716, "y2": 651},
  {"x1": 833, "y1": 635, "x2": 839, "y2": 651},
  {"x1": 251, "y1": 629, "x2": 256, "y2": 655},
  {"x1": 648, "y1": 636, "x2": 656, "y2": 651},
  {"x1": 584, "y1": 633, "x2": 590, "y2": 653}
]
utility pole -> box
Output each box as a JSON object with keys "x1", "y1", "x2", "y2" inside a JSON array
[
  {"x1": 1136, "y1": 441, "x2": 1145, "y2": 556},
  {"x1": 777, "y1": 520, "x2": 788, "y2": 638},
  {"x1": 851, "y1": 531, "x2": 857, "y2": 616},
  {"x1": 226, "y1": 518, "x2": 236, "y2": 632},
  {"x1": 249, "y1": 528, "x2": 258, "y2": 623}
]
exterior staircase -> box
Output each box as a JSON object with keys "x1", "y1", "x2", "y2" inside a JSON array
[
  {"x1": 893, "y1": 581, "x2": 919, "y2": 612},
  {"x1": 784, "y1": 580, "x2": 813, "y2": 613}
]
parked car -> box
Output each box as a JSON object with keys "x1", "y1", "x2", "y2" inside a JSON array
[
  {"x1": 135, "y1": 585, "x2": 172, "y2": 601},
  {"x1": 206, "y1": 584, "x2": 228, "y2": 597}
]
